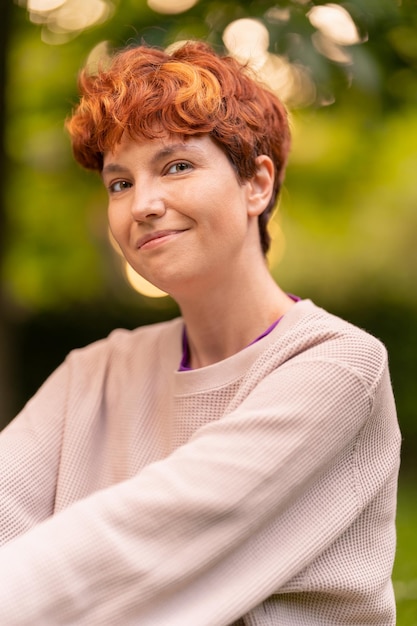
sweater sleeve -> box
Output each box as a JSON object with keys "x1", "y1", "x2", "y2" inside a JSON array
[
  {"x1": 0, "y1": 351, "x2": 395, "y2": 625},
  {"x1": 0, "y1": 362, "x2": 67, "y2": 545}
]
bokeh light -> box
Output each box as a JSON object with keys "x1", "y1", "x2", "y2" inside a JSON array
[
  {"x1": 85, "y1": 40, "x2": 113, "y2": 74},
  {"x1": 308, "y1": 4, "x2": 362, "y2": 46},
  {"x1": 108, "y1": 230, "x2": 168, "y2": 298},
  {"x1": 147, "y1": 0, "x2": 199, "y2": 15},
  {"x1": 308, "y1": 3, "x2": 364, "y2": 65},
  {"x1": 223, "y1": 18, "x2": 269, "y2": 69},
  {"x1": 28, "y1": 0, "x2": 65, "y2": 10},
  {"x1": 25, "y1": 0, "x2": 114, "y2": 43},
  {"x1": 124, "y1": 263, "x2": 168, "y2": 298},
  {"x1": 223, "y1": 18, "x2": 315, "y2": 107}
]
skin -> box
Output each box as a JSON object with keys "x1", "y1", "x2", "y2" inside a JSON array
[{"x1": 103, "y1": 133, "x2": 294, "y2": 369}]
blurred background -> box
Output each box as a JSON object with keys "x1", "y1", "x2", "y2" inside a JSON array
[{"x1": 0, "y1": 0, "x2": 416, "y2": 619}]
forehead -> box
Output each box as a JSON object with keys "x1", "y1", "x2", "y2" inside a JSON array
[{"x1": 102, "y1": 132, "x2": 219, "y2": 168}]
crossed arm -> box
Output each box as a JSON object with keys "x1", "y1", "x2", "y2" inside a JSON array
[{"x1": 0, "y1": 355, "x2": 380, "y2": 625}]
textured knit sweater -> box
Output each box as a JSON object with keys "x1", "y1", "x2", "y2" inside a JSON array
[{"x1": 0, "y1": 299, "x2": 401, "y2": 625}]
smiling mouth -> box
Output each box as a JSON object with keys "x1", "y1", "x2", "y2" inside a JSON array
[{"x1": 137, "y1": 230, "x2": 188, "y2": 250}]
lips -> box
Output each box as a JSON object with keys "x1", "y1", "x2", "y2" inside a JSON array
[{"x1": 136, "y1": 229, "x2": 188, "y2": 250}]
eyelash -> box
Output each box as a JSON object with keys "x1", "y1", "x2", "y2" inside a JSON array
[
  {"x1": 108, "y1": 180, "x2": 132, "y2": 194},
  {"x1": 166, "y1": 161, "x2": 192, "y2": 174}
]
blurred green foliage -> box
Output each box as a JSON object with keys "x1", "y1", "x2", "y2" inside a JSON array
[
  {"x1": 394, "y1": 477, "x2": 417, "y2": 623},
  {"x1": 5, "y1": 0, "x2": 417, "y2": 306},
  {"x1": 1, "y1": 0, "x2": 416, "y2": 469}
]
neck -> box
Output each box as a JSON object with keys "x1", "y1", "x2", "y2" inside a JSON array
[{"x1": 177, "y1": 266, "x2": 295, "y2": 369}]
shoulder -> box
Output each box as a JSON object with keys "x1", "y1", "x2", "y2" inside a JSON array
[
  {"x1": 64, "y1": 317, "x2": 184, "y2": 372},
  {"x1": 269, "y1": 300, "x2": 388, "y2": 390}
]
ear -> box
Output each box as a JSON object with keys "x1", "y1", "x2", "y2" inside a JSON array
[{"x1": 246, "y1": 155, "x2": 275, "y2": 218}]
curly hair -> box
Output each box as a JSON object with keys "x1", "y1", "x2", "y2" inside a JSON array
[{"x1": 66, "y1": 41, "x2": 291, "y2": 254}]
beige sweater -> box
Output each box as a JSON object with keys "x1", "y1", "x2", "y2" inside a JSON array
[{"x1": 0, "y1": 299, "x2": 400, "y2": 625}]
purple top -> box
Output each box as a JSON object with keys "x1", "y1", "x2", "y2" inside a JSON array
[{"x1": 179, "y1": 295, "x2": 301, "y2": 371}]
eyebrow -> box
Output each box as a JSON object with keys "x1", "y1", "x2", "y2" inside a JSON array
[
  {"x1": 101, "y1": 163, "x2": 130, "y2": 177},
  {"x1": 102, "y1": 142, "x2": 204, "y2": 177},
  {"x1": 151, "y1": 142, "x2": 203, "y2": 162}
]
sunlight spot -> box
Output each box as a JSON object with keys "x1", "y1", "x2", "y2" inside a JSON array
[
  {"x1": 85, "y1": 41, "x2": 113, "y2": 75},
  {"x1": 27, "y1": 0, "x2": 65, "y2": 10},
  {"x1": 26, "y1": 0, "x2": 114, "y2": 41},
  {"x1": 49, "y1": 0, "x2": 112, "y2": 33},
  {"x1": 259, "y1": 53, "x2": 316, "y2": 107},
  {"x1": 40, "y1": 28, "x2": 77, "y2": 44},
  {"x1": 147, "y1": 0, "x2": 199, "y2": 15},
  {"x1": 223, "y1": 18, "x2": 269, "y2": 70},
  {"x1": 223, "y1": 19, "x2": 315, "y2": 107},
  {"x1": 108, "y1": 231, "x2": 168, "y2": 298},
  {"x1": 308, "y1": 4, "x2": 363, "y2": 46},
  {"x1": 125, "y1": 263, "x2": 168, "y2": 298},
  {"x1": 265, "y1": 7, "x2": 290, "y2": 23},
  {"x1": 311, "y1": 32, "x2": 353, "y2": 65}
]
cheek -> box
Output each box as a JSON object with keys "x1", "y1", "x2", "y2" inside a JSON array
[
  {"x1": 108, "y1": 207, "x2": 125, "y2": 238},
  {"x1": 214, "y1": 191, "x2": 249, "y2": 231}
]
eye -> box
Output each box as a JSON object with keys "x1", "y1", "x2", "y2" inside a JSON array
[
  {"x1": 166, "y1": 161, "x2": 192, "y2": 175},
  {"x1": 108, "y1": 180, "x2": 132, "y2": 193}
]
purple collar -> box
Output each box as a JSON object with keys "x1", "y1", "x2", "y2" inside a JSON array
[{"x1": 179, "y1": 295, "x2": 301, "y2": 371}]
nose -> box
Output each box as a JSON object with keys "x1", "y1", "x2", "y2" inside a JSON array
[{"x1": 131, "y1": 185, "x2": 166, "y2": 222}]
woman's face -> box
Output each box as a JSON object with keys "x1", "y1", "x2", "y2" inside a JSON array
[{"x1": 103, "y1": 133, "x2": 269, "y2": 297}]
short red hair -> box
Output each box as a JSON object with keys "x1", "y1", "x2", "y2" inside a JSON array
[{"x1": 66, "y1": 41, "x2": 291, "y2": 254}]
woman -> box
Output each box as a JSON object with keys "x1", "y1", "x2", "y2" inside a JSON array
[{"x1": 0, "y1": 41, "x2": 400, "y2": 625}]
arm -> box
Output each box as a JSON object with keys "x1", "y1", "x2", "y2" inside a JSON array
[
  {"x1": 0, "y1": 356, "x2": 390, "y2": 625},
  {"x1": 0, "y1": 363, "x2": 67, "y2": 545}
]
